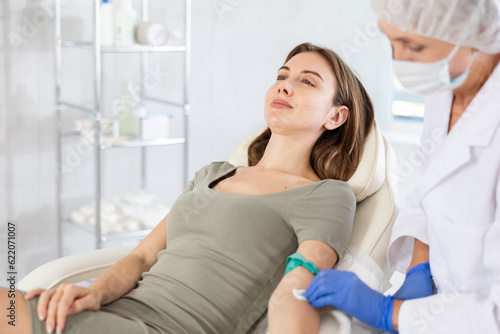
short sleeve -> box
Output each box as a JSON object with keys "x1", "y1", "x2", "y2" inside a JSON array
[
  {"x1": 177, "y1": 163, "x2": 213, "y2": 198},
  {"x1": 288, "y1": 181, "x2": 356, "y2": 258}
]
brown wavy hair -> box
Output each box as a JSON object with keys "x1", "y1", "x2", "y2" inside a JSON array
[{"x1": 247, "y1": 43, "x2": 375, "y2": 181}]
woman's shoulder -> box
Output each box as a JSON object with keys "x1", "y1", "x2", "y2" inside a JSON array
[
  {"x1": 304, "y1": 179, "x2": 356, "y2": 205},
  {"x1": 205, "y1": 161, "x2": 235, "y2": 173},
  {"x1": 193, "y1": 161, "x2": 236, "y2": 180},
  {"x1": 316, "y1": 178, "x2": 353, "y2": 192}
]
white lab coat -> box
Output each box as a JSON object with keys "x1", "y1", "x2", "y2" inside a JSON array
[{"x1": 388, "y1": 62, "x2": 500, "y2": 333}]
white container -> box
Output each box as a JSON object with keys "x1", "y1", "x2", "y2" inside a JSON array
[
  {"x1": 140, "y1": 115, "x2": 172, "y2": 140},
  {"x1": 136, "y1": 21, "x2": 169, "y2": 45},
  {"x1": 100, "y1": 0, "x2": 114, "y2": 45},
  {"x1": 114, "y1": 0, "x2": 137, "y2": 46}
]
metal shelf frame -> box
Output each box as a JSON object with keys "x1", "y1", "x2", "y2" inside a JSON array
[
  {"x1": 55, "y1": 0, "x2": 191, "y2": 256},
  {"x1": 61, "y1": 41, "x2": 187, "y2": 53}
]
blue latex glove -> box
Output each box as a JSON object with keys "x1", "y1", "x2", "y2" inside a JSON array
[
  {"x1": 393, "y1": 262, "x2": 433, "y2": 300},
  {"x1": 303, "y1": 270, "x2": 397, "y2": 333}
]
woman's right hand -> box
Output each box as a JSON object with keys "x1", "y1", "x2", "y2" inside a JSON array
[{"x1": 25, "y1": 284, "x2": 102, "y2": 334}]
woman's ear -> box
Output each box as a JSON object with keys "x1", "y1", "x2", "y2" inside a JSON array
[{"x1": 324, "y1": 106, "x2": 348, "y2": 130}]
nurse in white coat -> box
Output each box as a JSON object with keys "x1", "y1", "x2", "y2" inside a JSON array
[{"x1": 303, "y1": 0, "x2": 500, "y2": 332}]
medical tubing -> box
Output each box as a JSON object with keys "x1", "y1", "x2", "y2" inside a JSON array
[{"x1": 284, "y1": 253, "x2": 319, "y2": 276}]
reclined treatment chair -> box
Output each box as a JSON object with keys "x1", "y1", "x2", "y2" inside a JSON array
[{"x1": 18, "y1": 123, "x2": 399, "y2": 330}]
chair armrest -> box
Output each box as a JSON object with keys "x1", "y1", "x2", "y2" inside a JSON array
[{"x1": 17, "y1": 245, "x2": 135, "y2": 291}]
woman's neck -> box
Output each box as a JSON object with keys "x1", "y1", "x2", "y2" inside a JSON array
[
  {"x1": 255, "y1": 131, "x2": 320, "y2": 181},
  {"x1": 453, "y1": 52, "x2": 500, "y2": 107},
  {"x1": 448, "y1": 53, "x2": 500, "y2": 132}
]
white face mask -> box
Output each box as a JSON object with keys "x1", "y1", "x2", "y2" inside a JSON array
[{"x1": 393, "y1": 45, "x2": 475, "y2": 95}]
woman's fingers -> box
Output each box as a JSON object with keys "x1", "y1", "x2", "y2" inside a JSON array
[
  {"x1": 36, "y1": 289, "x2": 56, "y2": 321},
  {"x1": 71, "y1": 291, "x2": 99, "y2": 314},
  {"x1": 54, "y1": 285, "x2": 82, "y2": 333},
  {"x1": 55, "y1": 286, "x2": 97, "y2": 333},
  {"x1": 50, "y1": 285, "x2": 99, "y2": 333},
  {"x1": 25, "y1": 288, "x2": 45, "y2": 300},
  {"x1": 45, "y1": 285, "x2": 66, "y2": 333},
  {"x1": 34, "y1": 284, "x2": 99, "y2": 333},
  {"x1": 309, "y1": 295, "x2": 335, "y2": 308},
  {"x1": 304, "y1": 270, "x2": 353, "y2": 305}
]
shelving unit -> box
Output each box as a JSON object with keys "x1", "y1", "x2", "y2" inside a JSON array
[{"x1": 55, "y1": 0, "x2": 191, "y2": 256}]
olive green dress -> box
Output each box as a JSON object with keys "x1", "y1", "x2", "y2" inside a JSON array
[{"x1": 23, "y1": 161, "x2": 355, "y2": 334}]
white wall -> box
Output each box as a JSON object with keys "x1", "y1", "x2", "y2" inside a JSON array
[{"x1": 0, "y1": 0, "x2": 416, "y2": 282}]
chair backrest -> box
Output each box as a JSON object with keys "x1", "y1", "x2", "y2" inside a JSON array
[{"x1": 228, "y1": 124, "x2": 399, "y2": 274}]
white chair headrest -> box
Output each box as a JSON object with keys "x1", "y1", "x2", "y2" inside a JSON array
[
  {"x1": 228, "y1": 124, "x2": 385, "y2": 202},
  {"x1": 348, "y1": 123, "x2": 385, "y2": 202}
]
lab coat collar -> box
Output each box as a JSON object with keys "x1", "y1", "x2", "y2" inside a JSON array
[{"x1": 419, "y1": 62, "x2": 500, "y2": 197}]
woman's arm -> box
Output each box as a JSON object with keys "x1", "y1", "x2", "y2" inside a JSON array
[
  {"x1": 26, "y1": 213, "x2": 169, "y2": 333},
  {"x1": 268, "y1": 239, "x2": 338, "y2": 334},
  {"x1": 407, "y1": 238, "x2": 429, "y2": 271},
  {"x1": 89, "y1": 213, "x2": 168, "y2": 304}
]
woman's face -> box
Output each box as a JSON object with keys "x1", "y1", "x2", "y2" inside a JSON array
[
  {"x1": 379, "y1": 20, "x2": 474, "y2": 80},
  {"x1": 264, "y1": 51, "x2": 344, "y2": 138}
]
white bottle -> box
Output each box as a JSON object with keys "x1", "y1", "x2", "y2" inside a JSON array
[
  {"x1": 113, "y1": 81, "x2": 146, "y2": 139},
  {"x1": 114, "y1": 0, "x2": 137, "y2": 46},
  {"x1": 100, "y1": 0, "x2": 114, "y2": 46}
]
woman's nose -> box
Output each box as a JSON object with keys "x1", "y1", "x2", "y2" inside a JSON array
[
  {"x1": 278, "y1": 81, "x2": 293, "y2": 96},
  {"x1": 392, "y1": 44, "x2": 408, "y2": 61}
]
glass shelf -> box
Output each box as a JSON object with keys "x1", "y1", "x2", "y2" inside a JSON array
[
  {"x1": 60, "y1": 132, "x2": 185, "y2": 150},
  {"x1": 55, "y1": 0, "x2": 191, "y2": 255},
  {"x1": 60, "y1": 99, "x2": 184, "y2": 114},
  {"x1": 144, "y1": 97, "x2": 185, "y2": 109},
  {"x1": 61, "y1": 41, "x2": 186, "y2": 53},
  {"x1": 99, "y1": 137, "x2": 186, "y2": 150}
]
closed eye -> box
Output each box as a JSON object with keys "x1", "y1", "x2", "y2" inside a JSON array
[
  {"x1": 404, "y1": 41, "x2": 425, "y2": 52},
  {"x1": 408, "y1": 44, "x2": 425, "y2": 52}
]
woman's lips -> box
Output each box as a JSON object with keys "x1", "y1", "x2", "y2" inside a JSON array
[{"x1": 271, "y1": 99, "x2": 293, "y2": 109}]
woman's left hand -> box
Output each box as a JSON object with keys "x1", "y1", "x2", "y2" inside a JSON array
[{"x1": 303, "y1": 269, "x2": 396, "y2": 333}]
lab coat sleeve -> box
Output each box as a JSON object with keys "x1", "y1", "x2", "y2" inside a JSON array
[
  {"x1": 387, "y1": 93, "x2": 448, "y2": 273},
  {"x1": 398, "y1": 175, "x2": 500, "y2": 333},
  {"x1": 387, "y1": 189, "x2": 429, "y2": 273}
]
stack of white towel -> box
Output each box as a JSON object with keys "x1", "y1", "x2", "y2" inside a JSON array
[{"x1": 70, "y1": 191, "x2": 170, "y2": 235}]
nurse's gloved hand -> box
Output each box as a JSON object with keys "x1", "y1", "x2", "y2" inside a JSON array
[
  {"x1": 393, "y1": 262, "x2": 433, "y2": 300},
  {"x1": 303, "y1": 270, "x2": 397, "y2": 333}
]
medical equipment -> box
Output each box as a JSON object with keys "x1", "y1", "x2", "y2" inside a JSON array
[
  {"x1": 292, "y1": 289, "x2": 308, "y2": 301},
  {"x1": 284, "y1": 253, "x2": 320, "y2": 276},
  {"x1": 371, "y1": 0, "x2": 500, "y2": 54},
  {"x1": 18, "y1": 123, "x2": 399, "y2": 334}
]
